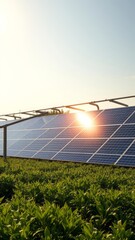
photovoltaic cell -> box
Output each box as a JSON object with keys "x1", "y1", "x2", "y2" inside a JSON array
[
  {"x1": 52, "y1": 152, "x2": 92, "y2": 162},
  {"x1": 126, "y1": 113, "x2": 135, "y2": 123},
  {"x1": 7, "y1": 150, "x2": 19, "y2": 157},
  {"x1": 23, "y1": 129, "x2": 46, "y2": 139},
  {"x1": 0, "y1": 105, "x2": 134, "y2": 167},
  {"x1": 125, "y1": 142, "x2": 135, "y2": 155},
  {"x1": 17, "y1": 150, "x2": 37, "y2": 158},
  {"x1": 39, "y1": 129, "x2": 63, "y2": 138},
  {"x1": 116, "y1": 156, "x2": 135, "y2": 166},
  {"x1": 76, "y1": 125, "x2": 119, "y2": 138},
  {"x1": 57, "y1": 127, "x2": 82, "y2": 138},
  {"x1": 43, "y1": 114, "x2": 74, "y2": 128},
  {"x1": 98, "y1": 139, "x2": 133, "y2": 155},
  {"x1": 95, "y1": 107, "x2": 134, "y2": 125},
  {"x1": 88, "y1": 154, "x2": 119, "y2": 164},
  {"x1": 33, "y1": 151, "x2": 57, "y2": 160},
  {"x1": 42, "y1": 139, "x2": 70, "y2": 152},
  {"x1": 113, "y1": 125, "x2": 135, "y2": 138},
  {"x1": 24, "y1": 139, "x2": 50, "y2": 151},
  {"x1": 8, "y1": 140, "x2": 33, "y2": 151},
  {"x1": 8, "y1": 130, "x2": 30, "y2": 139},
  {"x1": 62, "y1": 139, "x2": 106, "y2": 153}
]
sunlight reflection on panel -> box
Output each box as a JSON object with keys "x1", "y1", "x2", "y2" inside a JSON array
[{"x1": 76, "y1": 112, "x2": 94, "y2": 128}]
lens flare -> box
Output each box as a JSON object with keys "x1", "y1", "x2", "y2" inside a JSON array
[{"x1": 77, "y1": 112, "x2": 93, "y2": 128}]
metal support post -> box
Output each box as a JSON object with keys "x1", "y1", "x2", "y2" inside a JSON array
[{"x1": 3, "y1": 126, "x2": 7, "y2": 162}]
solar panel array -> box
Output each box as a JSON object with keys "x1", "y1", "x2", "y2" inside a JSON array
[{"x1": 0, "y1": 106, "x2": 135, "y2": 167}]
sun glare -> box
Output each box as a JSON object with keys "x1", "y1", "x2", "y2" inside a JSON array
[
  {"x1": 0, "y1": 13, "x2": 7, "y2": 33},
  {"x1": 77, "y1": 112, "x2": 93, "y2": 128}
]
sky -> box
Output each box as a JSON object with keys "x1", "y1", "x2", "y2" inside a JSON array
[{"x1": 0, "y1": 0, "x2": 135, "y2": 115}]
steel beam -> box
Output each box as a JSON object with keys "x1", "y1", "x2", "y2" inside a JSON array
[{"x1": 3, "y1": 126, "x2": 7, "y2": 162}]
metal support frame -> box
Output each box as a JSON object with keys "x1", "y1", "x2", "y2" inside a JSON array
[
  {"x1": 51, "y1": 108, "x2": 61, "y2": 113},
  {"x1": 5, "y1": 114, "x2": 21, "y2": 120},
  {"x1": 109, "y1": 99, "x2": 128, "y2": 107},
  {"x1": 35, "y1": 110, "x2": 49, "y2": 115},
  {"x1": 66, "y1": 106, "x2": 85, "y2": 112},
  {"x1": 0, "y1": 95, "x2": 134, "y2": 121},
  {"x1": 0, "y1": 118, "x2": 7, "y2": 121},
  {"x1": 1, "y1": 115, "x2": 42, "y2": 162},
  {"x1": 0, "y1": 95, "x2": 134, "y2": 161},
  {"x1": 89, "y1": 102, "x2": 100, "y2": 110},
  {"x1": 3, "y1": 126, "x2": 7, "y2": 162}
]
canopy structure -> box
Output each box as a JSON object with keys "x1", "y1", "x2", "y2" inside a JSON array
[
  {"x1": 0, "y1": 95, "x2": 135, "y2": 121},
  {"x1": 0, "y1": 95, "x2": 135, "y2": 167}
]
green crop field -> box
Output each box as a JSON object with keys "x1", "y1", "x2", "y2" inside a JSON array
[{"x1": 0, "y1": 158, "x2": 135, "y2": 239}]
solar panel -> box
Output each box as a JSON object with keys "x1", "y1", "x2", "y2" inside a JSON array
[
  {"x1": 116, "y1": 156, "x2": 135, "y2": 167},
  {"x1": 0, "y1": 106, "x2": 135, "y2": 167},
  {"x1": 98, "y1": 139, "x2": 133, "y2": 155},
  {"x1": 88, "y1": 154, "x2": 119, "y2": 165},
  {"x1": 113, "y1": 124, "x2": 135, "y2": 138},
  {"x1": 52, "y1": 152, "x2": 92, "y2": 162}
]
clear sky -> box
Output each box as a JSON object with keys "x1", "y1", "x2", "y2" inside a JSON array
[{"x1": 0, "y1": 0, "x2": 135, "y2": 114}]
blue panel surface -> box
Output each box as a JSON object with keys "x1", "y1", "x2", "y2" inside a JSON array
[
  {"x1": 23, "y1": 129, "x2": 46, "y2": 139},
  {"x1": 76, "y1": 125, "x2": 119, "y2": 138},
  {"x1": 116, "y1": 156, "x2": 135, "y2": 166},
  {"x1": 33, "y1": 151, "x2": 57, "y2": 159},
  {"x1": 52, "y1": 152, "x2": 92, "y2": 162},
  {"x1": 57, "y1": 127, "x2": 82, "y2": 138},
  {"x1": 44, "y1": 114, "x2": 74, "y2": 128},
  {"x1": 25, "y1": 140, "x2": 50, "y2": 151},
  {"x1": 95, "y1": 107, "x2": 135, "y2": 125},
  {"x1": 7, "y1": 150, "x2": 20, "y2": 157},
  {"x1": 113, "y1": 124, "x2": 135, "y2": 138},
  {"x1": 62, "y1": 139, "x2": 106, "y2": 153},
  {"x1": 9, "y1": 140, "x2": 33, "y2": 151},
  {"x1": 8, "y1": 130, "x2": 29, "y2": 139},
  {"x1": 98, "y1": 139, "x2": 133, "y2": 155},
  {"x1": 39, "y1": 128, "x2": 63, "y2": 138},
  {"x1": 0, "y1": 105, "x2": 134, "y2": 167},
  {"x1": 88, "y1": 154, "x2": 119, "y2": 164},
  {"x1": 125, "y1": 142, "x2": 135, "y2": 155},
  {"x1": 126, "y1": 112, "x2": 135, "y2": 123},
  {"x1": 17, "y1": 150, "x2": 37, "y2": 158},
  {"x1": 42, "y1": 139, "x2": 70, "y2": 151}
]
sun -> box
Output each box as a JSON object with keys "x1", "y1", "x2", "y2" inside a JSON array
[{"x1": 76, "y1": 112, "x2": 93, "y2": 128}]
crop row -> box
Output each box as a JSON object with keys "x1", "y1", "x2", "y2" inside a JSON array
[{"x1": 0, "y1": 158, "x2": 135, "y2": 239}]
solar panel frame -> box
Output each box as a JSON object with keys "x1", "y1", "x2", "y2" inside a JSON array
[{"x1": 0, "y1": 105, "x2": 135, "y2": 167}]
